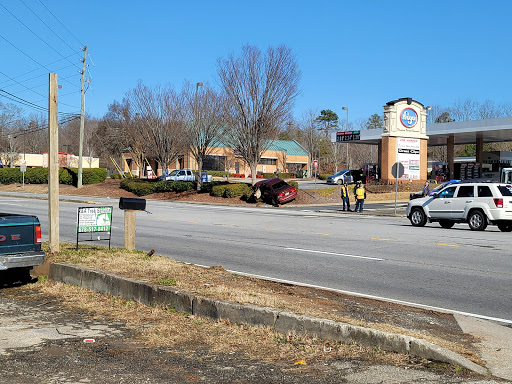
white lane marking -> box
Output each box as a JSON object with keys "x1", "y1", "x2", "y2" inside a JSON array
[
  {"x1": 225, "y1": 270, "x2": 512, "y2": 326},
  {"x1": 285, "y1": 247, "x2": 384, "y2": 261}
]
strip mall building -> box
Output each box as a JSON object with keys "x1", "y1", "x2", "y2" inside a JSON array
[{"x1": 122, "y1": 140, "x2": 310, "y2": 178}]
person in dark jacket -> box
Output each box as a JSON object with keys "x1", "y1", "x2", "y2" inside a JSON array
[
  {"x1": 421, "y1": 181, "x2": 432, "y2": 196},
  {"x1": 341, "y1": 182, "x2": 352, "y2": 211}
]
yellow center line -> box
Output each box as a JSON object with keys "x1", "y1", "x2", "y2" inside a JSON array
[
  {"x1": 265, "y1": 228, "x2": 279, "y2": 231},
  {"x1": 222, "y1": 224, "x2": 234, "y2": 227},
  {"x1": 437, "y1": 243, "x2": 460, "y2": 247},
  {"x1": 156, "y1": 218, "x2": 166, "y2": 221},
  {"x1": 187, "y1": 220, "x2": 196, "y2": 223},
  {"x1": 371, "y1": 238, "x2": 390, "y2": 241},
  {"x1": 314, "y1": 232, "x2": 329, "y2": 236}
]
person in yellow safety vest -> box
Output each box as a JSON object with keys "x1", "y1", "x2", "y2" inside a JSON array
[
  {"x1": 340, "y1": 182, "x2": 352, "y2": 211},
  {"x1": 354, "y1": 183, "x2": 366, "y2": 212}
]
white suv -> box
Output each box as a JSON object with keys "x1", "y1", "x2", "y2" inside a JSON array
[{"x1": 406, "y1": 181, "x2": 512, "y2": 231}]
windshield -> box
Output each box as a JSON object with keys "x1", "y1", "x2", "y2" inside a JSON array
[
  {"x1": 331, "y1": 170, "x2": 347, "y2": 177},
  {"x1": 169, "y1": 170, "x2": 179, "y2": 176}
]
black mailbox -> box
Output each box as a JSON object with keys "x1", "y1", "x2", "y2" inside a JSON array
[{"x1": 119, "y1": 197, "x2": 146, "y2": 211}]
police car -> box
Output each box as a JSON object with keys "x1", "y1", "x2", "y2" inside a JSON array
[{"x1": 406, "y1": 181, "x2": 512, "y2": 231}]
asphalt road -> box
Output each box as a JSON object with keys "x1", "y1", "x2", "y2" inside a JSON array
[{"x1": 2, "y1": 194, "x2": 511, "y2": 324}]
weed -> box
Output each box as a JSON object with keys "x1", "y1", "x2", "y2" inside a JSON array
[{"x1": 155, "y1": 278, "x2": 177, "y2": 286}]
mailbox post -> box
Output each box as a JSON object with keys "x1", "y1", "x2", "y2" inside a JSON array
[{"x1": 119, "y1": 197, "x2": 146, "y2": 250}]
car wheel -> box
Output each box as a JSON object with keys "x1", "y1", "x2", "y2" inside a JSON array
[
  {"x1": 497, "y1": 221, "x2": 512, "y2": 232},
  {"x1": 272, "y1": 197, "x2": 280, "y2": 207},
  {"x1": 410, "y1": 208, "x2": 427, "y2": 227},
  {"x1": 468, "y1": 210, "x2": 487, "y2": 231},
  {"x1": 337, "y1": 179, "x2": 342, "y2": 185},
  {"x1": 439, "y1": 220, "x2": 454, "y2": 229}
]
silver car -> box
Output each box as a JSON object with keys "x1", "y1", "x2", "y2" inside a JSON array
[
  {"x1": 326, "y1": 170, "x2": 351, "y2": 185},
  {"x1": 164, "y1": 169, "x2": 195, "y2": 182}
]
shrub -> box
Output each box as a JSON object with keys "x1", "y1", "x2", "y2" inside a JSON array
[
  {"x1": 231, "y1": 173, "x2": 245, "y2": 178},
  {"x1": 0, "y1": 168, "x2": 22, "y2": 184},
  {"x1": 318, "y1": 174, "x2": 330, "y2": 180},
  {"x1": 0, "y1": 167, "x2": 106, "y2": 186},
  {"x1": 120, "y1": 179, "x2": 157, "y2": 196},
  {"x1": 211, "y1": 183, "x2": 251, "y2": 198},
  {"x1": 288, "y1": 180, "x2": 299, "y2": 191},
  {"x1": 207, "y1": 170, "x2": 230, "y2": 177}
]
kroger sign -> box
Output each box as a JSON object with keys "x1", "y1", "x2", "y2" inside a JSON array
[{"x1": 400, "y1": 108, "x2": 418, "y2": 128}]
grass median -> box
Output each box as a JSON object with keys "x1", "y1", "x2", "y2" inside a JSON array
[{"x1": 32, "y1": 242, "x2": 482, "y2": 373}]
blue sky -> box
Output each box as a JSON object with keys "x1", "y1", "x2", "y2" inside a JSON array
[{"x1": 1, "y1": 0, "x2": 511, "y2": 125}]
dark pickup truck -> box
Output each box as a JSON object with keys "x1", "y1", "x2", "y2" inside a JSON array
[{"x1": 0, "y1": 213, "x2": 45, "y2": 281}]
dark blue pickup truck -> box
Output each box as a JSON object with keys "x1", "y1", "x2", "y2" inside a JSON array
[{"x1": 0, "y1": 213, "x2": 45, "y2": 280}]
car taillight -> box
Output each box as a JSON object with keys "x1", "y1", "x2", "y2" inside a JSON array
[
  {"x1": 279, "y1": 192, "x2": 284, "y2": 197},
  {"x1": 494, "y1": 198, "x2": 504, "y2": 208},
  {"x1": 290, "y1": 188, "x2": 296, "y2": 192},
  {"x1": 35, "y1": 224, "x2": 41, "y2": 243}
]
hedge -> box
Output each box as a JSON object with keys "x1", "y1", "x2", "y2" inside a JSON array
[
  {"x1": 317, "y1": 174, "x2": 330, "y2": 180},
  {"x1": 0, "y1": 167, "x2": 107, "y2": 186},
  {"x1": 211, "y1": 183, "x2": 252, "y2": 199},
  {"x1": 120, "y1": 179, "x2": 196, "y2": 196},
  {"x1": 262, "y1": 172, "x2": 294, "y2": 179},
  {"x1": 207, "y1": 170, "x2": 231, "y2": 177}
]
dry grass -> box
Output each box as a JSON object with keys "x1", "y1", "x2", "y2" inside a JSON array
[
  {"x1": 33, "y1": 279, "x2": 424, "y2": 368},
  {"x1": 43, "y1": 243, "x2": 482, "y2": 366}
]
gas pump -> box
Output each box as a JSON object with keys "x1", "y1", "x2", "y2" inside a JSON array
[{"x1": 363, "y1": 163, "x2": 379, "y2": 184}]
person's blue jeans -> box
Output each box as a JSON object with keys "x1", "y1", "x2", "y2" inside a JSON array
[
  {"x1": 355, "y1": 199, "x2": 364, "y2": 212},
  {"x1": 342, "y1": 197, "x2": 350, "y2": 210}
]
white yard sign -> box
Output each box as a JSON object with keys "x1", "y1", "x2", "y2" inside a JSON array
[
  {"x1": 397, "y1": 138, "x2": 420, "y2": 180},
  {"x1": 77, "y1": 206, "x2": 112, "y2": 233}
]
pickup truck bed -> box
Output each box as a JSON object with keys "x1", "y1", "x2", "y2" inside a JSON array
[{"x1": 0, "y1": 213, "x2": 45, "y2": 272}]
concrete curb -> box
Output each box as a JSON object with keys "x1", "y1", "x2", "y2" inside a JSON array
[{"x1": 48, "y1": 262, "x2": 488, "y2": 376}]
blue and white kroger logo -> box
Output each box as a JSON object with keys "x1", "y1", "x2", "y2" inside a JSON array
[{"x1": 400, "y1": 108, "x2": 418, "y2": 128}]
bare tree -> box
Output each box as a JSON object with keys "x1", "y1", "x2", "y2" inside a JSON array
[
  {"x1": 183, "y1": 81, "x2": 224, "y2": 189},
  {"x1": 451, "y1": 98, "x2": 477, "y2": 121},
  {"x1": 0, "y1": 102, "x2": 23, "y2": 167},
  {"x1": 127, "y1": 82, "x2": 187, "y2": 176},
  {"x1": 217, "y1": 45, "x2": 300, "y2": 185}
]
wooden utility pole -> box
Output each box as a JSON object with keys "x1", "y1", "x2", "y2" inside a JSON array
[
  {"x1": 77, "y1": 46, "x2": 87, "y2": 188},
  {"x1": 123, "y1": 211, "x2": 136, "y2": 250},
  {"x1": 48, "y1": 73, "x2": 60, "y2": 253}
]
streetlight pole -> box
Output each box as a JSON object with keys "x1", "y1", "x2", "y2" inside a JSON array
[
  {"x1": 194, "y1": 82, "x2": 203, "y2": 182},
  {"x1": 342, "y1": 106, "x2": 349, "y2": 169}
]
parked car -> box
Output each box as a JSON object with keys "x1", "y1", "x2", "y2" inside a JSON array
[
  {"x1": 406, "y1": 181, "x2": 512, "y2": 231},
  {"x1": 0, "y1": 212, "x2": 45, "y2": 281},
  {"x1": 409, "y1": 180, "x2": 461, "y2": 200},
  {"x1": 326, "y1": 170, "x2": 363, "y2": 185},
  {"x1": 163, "y1": 169, "x2": 195, "y2": 182},
  {"x1": 254, "y1": 178, "x2": 297, "y2": 206}
]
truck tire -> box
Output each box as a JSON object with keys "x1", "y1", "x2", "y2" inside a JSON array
[
  {"x1": 410, "y1": 208, "x2": 427, "y2": 227},
  {"x1": 439, "y1": 220, "x2": 454, "y2": 229},
  {"x1": 468, "y1": 210, "x2": 487, "y2": 231},
  {"x1": 497, "y1": 221, "x2": 512, "y2": 232}
]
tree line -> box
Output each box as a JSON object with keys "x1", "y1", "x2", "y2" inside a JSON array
[{"x1": 1, "y1": 44, "x2": 512, "y2": 180}]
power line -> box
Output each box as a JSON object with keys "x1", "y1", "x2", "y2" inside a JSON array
[
  {"x1": 18, "y1": 0, "x2": 79, "y2": 55},
  {"x1": 0, "y1": 58, "x2": 78, "y2": 87},
  {"x1": 0, "y1": 89, "x2": 80, "y2": 116},
  {"x1": 0, "y1": 34, "x2": 80, "y2": 90},
  {"x1": 0, "y1": 114, "x2": 81, "y2": 139},
  {"x1": 36, "y1": 0, "x2": 84, "y2": 47},
  {"x1": 0, "y1": 3, "x2": 81, "y2": 71}
]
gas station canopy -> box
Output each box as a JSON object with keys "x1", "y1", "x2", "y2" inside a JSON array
[{"x1": 359, "y1": 116, "x2": 512, "y2": 147}]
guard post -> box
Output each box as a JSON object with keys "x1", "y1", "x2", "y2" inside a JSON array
[{"x1": 119, "y1": 197, "x2": 146, "y2": 250}]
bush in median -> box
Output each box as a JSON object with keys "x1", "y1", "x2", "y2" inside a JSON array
[{"x1": 211, "y1": 183, "x2": 252, "y2": 199}]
